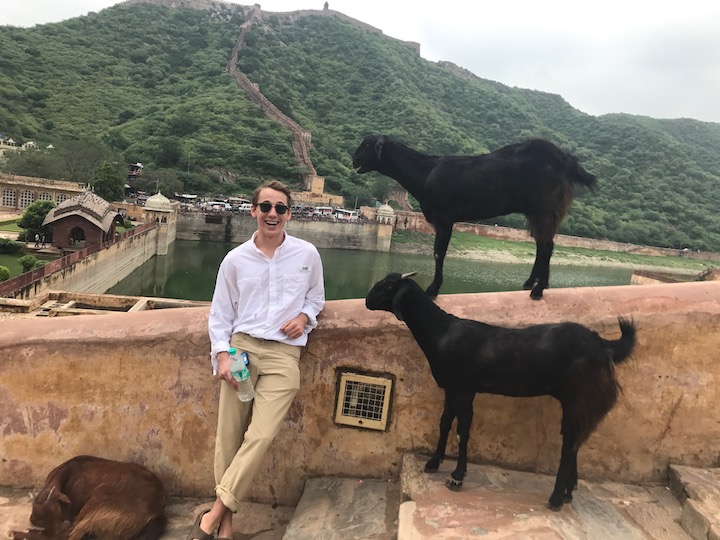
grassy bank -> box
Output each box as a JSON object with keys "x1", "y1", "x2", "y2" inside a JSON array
[
  {"x1": 0, "y1": 219, "x2": 22, "y2": 233},
  {"x1": 392, "y1": 230, "x2": 717, "y2": 275},
  {"x1": 0, "y1": 254, "x2": 23, "y2": 277}
]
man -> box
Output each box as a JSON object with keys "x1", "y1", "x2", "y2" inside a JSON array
[{"x1": 188, "y1": 180, "x2": 324, "y2": 540}]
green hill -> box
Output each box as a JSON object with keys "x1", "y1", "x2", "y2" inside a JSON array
[{"x1": 1, "y1": 2, "x2": 719, "y2": 251}]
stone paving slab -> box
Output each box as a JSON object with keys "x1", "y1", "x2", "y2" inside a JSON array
[
  {"x1": 399, "y1": 453, "x2": 690, "y2": 540},
  {"x1": 669, "y1": 465, "x2": 720, "y2": 540},
  {"x1": 283, "y1": 477, "x2": 399, "y2": 540},
  {"x1": 0, "y1": 489, "x2": 293, "y2": 540}
]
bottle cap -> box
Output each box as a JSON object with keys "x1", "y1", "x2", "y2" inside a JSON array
[{"x1": 228, "y1": 347, "x2": 236, "y2": 355}]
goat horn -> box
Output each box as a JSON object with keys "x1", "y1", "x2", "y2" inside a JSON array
[
  {"x1": 400, "y1": 272, "x2": 417, "y2": 279},
  {"x1": 36, "y1": 485, "x2": 55, "y2": 504}
]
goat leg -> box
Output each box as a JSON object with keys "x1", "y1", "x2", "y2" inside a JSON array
[
  {"x1": 524, "y1": 239, "x2": 554, "y2": 299},
  {"x1": 523, "y1": 241, "x2": 541, "y2": 292},
  {"x1": 548, "y1": 427, "x2": 577, "y2": 510},
  {"x1": 424, "y1": 394, "x2": 455, "y2": 473},
  {"x1": 446, "y1": 394, "x2": 473, "y2": 491},
  {"x1": 426, "y1": 224, "x2": 452, "y2": 298},
  {"x1": 563, "y1": 452, "x2": 579, "y2": 502}
]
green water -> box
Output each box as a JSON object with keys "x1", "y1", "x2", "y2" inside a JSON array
[{"x1": 106, "y1": 240, "x2": 633, "y2": 301}]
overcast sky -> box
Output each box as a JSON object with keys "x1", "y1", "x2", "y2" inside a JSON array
[{"x1": 3, "y1": 0, "x2": 720, "y2": 123}]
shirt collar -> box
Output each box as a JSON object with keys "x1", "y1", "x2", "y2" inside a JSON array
[{"x1": 250, "y1": 230, "x2": 288, "y2": 256}]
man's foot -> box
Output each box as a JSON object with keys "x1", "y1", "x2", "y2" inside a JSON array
[{"x1": 185, "y1": 510, "x2": 214, "y2": 540}]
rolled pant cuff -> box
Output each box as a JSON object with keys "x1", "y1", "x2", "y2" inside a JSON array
[{"x1": 215, "y1": 485, "x2": 240, "y2": 513}]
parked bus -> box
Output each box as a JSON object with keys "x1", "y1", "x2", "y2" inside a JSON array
[
  {"x1": 332, "y1": 208, "x2": 359, "y2": 221},
  {"x1": 312, "y1": 206, "x2": 334, "y2": 218}
]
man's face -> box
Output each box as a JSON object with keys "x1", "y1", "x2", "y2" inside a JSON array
[{"x1": 251, "y1": 187, "x2": 291, "y2": 240}]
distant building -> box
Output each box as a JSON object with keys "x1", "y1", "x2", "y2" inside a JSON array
[
  {"x1": 291, "y1": 175, "x2": 344, "y2": 207},
  {"x1": 42, "y1": 191, "x2": 124, "y2": 250},
  {"x1": 0, "y1": 174, "x2": 86, "y2": 212},
  {"x1": 143, "y1": 191, "x2": 178, "y2": 255}
]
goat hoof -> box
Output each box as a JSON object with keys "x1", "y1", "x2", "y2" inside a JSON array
[
  {"x1": 424, "y1": 463, "x2": 439, "y2": 473},
  {"x1": 445, "y1": 477, "x2": 463, "y2": 491},
  {"x1": 547, "y1": 497, "x2": 564, "y2": 511},
  {"x1": 530, "y1": 289, "x2": 544, "y2": 300},
  {"x1": 563, "y1": 494, "x2": 573, "y2": 503}
]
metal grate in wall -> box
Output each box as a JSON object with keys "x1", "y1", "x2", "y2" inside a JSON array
[{"x1": 334, "y1": 372, "x2": 393, "y2": 431}]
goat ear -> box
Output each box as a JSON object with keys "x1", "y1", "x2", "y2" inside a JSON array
[
  {"x1": 391, "y1": 281, "x2": 411, "y2": 321},
  {"x1": 373, "y1": 137, "x2": 384, "y2": 159},
  {"x1": 56, "y1": 491, "x2": 71, "y2": 506},
  {"x1": 391, "y1": 294, "x2": 404, "y2": 321}
]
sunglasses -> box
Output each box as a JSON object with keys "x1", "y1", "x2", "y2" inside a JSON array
[{"x1": 257, "y1": 202, "x2": 289, "y2": 215}]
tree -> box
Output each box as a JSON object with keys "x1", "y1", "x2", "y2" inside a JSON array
[
  {"x1": 136, "y1": 169, "x2": 183, "y2": 196},
  {"x1": 57, "y1": 140, "x2": 121, "y2": 185},
  {"x1": 155, "y1": 137, "x2": 183, "y2": 167},
  {"x1": 1, "y1": 148, "x2": 63, "y2": 179},
  {"x1": 92, "y1": 161, "x2": 125, "y2": 202},
  {"x1": 0, "y1": 266, "x2": 10, "y2": 282},
  {"x1": 18, "y1": 200, "x2": 55, "y2": 241}
]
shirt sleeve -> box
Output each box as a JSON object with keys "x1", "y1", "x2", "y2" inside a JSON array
[
  {"x1": 301, "y1": 248, "x2": 325, "y2": 333},
  {"x1": 208, "y1": 256, "x2": 238, "y2": 368}
]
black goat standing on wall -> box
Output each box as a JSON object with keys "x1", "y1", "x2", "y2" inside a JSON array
[
  {"x1": 352, "y1": 136, "x2": 597, "y2": 299},
  {"x1": 365, "y1": 272, "x2": 637, "y2": 510}
]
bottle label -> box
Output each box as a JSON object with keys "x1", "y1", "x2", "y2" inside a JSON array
[{"x1": 230, "y1": 359, "x2": 249, "y2": 382}]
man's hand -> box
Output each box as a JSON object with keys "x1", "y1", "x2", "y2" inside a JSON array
[
  {"x1": 281, "y1": 313, "x2": 309, "y2": 339},
  {"x1": 216, "y1": 351, "x2": 239, "y2": 390}
]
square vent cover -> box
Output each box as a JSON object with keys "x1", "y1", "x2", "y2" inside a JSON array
[{"x1": 335, "y1": 372, "x2": 393, "y2": 431}]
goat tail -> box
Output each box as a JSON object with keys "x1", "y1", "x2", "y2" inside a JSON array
[
  {"x1": 606, "y1": 316, "x2": 637, "y2": 365},
  {"x1": 566, "y1": 154, "x2": 598, "y2": 191}
]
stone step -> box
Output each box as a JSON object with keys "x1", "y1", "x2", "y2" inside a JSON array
[
  {"x1": 283, "y1": 477, "x2": 399, "y2": 540},
  {"x1": 669, "y1": 464, "x2": 720, "y2": 540},
  {"x1": 398, "y1": 453, "x2": 690, "y2": 539}
]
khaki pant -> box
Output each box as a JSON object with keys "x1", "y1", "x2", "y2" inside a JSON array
[{"x1": 214, "y1": 333, "x2": 301, "y2": 511}]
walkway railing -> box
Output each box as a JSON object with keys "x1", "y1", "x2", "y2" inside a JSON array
[{"x1": 0, "y1": 223, "x2": 156, "y2": 298}]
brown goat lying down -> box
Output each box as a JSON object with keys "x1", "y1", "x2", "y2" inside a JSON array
[{"x1": 12, "y1": 455, "x2": 166, "y2": 540}]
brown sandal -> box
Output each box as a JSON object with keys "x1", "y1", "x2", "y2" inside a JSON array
[{"x1": 186, "y1": 510, "x2": 214, "y2": 540}]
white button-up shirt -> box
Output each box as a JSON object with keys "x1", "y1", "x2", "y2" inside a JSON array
[{"x1": 208, "y1": 232, "x2": 325, "y2": 372}]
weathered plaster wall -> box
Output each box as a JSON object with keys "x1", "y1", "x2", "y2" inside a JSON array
[
  {"x1": 176, "y1": 213, "x2": 393, "y2": 251},
  {"x1": 1, "y1": 282, "x2": 719, "y2": 506}
]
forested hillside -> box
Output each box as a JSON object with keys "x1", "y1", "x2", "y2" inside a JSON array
[{"x1": 1, "y1": 2, "x2": 720, "y2": 251}]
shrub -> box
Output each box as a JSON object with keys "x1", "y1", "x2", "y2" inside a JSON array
[
  {"x1": 18, "y1": 255, "x2": 39, "y2": 272},
  {"x1": 0, "y1": 265, "x2": 9, "y2": 281},
  {"x1": 0, "y1": 238, "x2": 26, "y2": 255}
]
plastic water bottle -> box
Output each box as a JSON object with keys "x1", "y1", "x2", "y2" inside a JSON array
[{"x1": 229, "y1": 348, "x2": 255, "y2": 402}]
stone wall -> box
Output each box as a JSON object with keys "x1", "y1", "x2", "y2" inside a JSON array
[
  {"x1": 10, "y1": 227, "x2": 160, "y2": 299},
  {"x1": 176, "y1": 212, "x2": 393, "y2": 251},
  {"x1": 370, "y1": 206, "x2": 720, "y2": 263},
  {"x1": 1, "y1": 282, "x2": 719, "y2": 506}
]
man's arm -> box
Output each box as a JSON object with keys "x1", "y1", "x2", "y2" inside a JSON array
[{"x1": 208, "y1": 259, "x2": 238, "y2": 371}]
